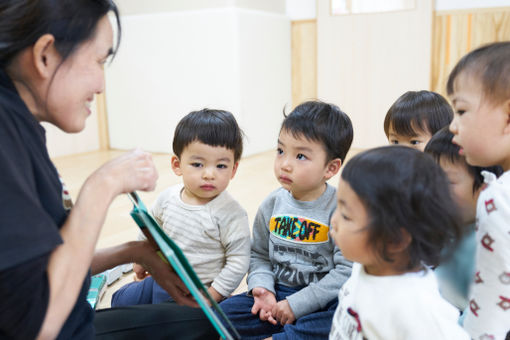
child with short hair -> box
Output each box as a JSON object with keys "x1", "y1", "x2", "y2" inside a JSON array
[
  {"x1": 112, "y1": 109, "x2": 251, "y2": 306},
  {"x1": 219, "y1": 101, "x2": 354, "y2": 339},
  {"x1": 425, "y1": 127, "x2": 503, "y2": 312},
  {"x1": 447, "y1": 41, "x2": 510, "y2": 340},
  {"x1": 329, "y1": 146, "x2": 470, "y2": 340},
  {"x1": 384, "y1": 90, "x2": 453, "y2": 151}
]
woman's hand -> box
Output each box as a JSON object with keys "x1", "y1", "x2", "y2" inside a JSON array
[
  {"x1": 134, "y1": 240, "x2": 199, "y2": 307},
  {"x1": 38, "y1": 150, "x2": 158, "y2": 339},
  {"x1": 132, "y1": 263, "x2": 150, "y2": 281},
  {"x1": 90, "y1": 149, "x2": 158, "y2": 201}
]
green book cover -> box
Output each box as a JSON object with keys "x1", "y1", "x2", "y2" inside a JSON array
[{"x1": 127, "y1": 192, "x2": 240, "y2": 340}]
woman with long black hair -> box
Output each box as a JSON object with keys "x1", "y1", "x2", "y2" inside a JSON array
[{"x1": 0, "y1": 1, "x2": 215, "y2": 338}]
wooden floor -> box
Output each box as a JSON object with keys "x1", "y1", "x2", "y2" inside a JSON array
[{"x1": 52, "y1": 147, "x2": 360, "y2": 308}]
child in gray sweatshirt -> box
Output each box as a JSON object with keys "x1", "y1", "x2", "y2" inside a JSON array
[{"x1": 219, "y1": 101, "x2": 354, "y2": 340}]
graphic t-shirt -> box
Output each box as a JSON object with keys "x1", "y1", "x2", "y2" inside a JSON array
[{"x1": 248, "y1": 185, "x2": 352, "y2": 319}]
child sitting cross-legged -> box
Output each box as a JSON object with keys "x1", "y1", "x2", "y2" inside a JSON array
[
  {"x1": 111, "y1": 109, "x2": 251, "y2": 306},
  {"x1": 219, "y1": 101, "x2": 354, "y2": 340},
  {"x1": 329, "y1": 146, "x2": 470, "y2": 340}
]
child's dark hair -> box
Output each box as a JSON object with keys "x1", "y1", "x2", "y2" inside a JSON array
[
  {"x1": 281, "y1": 101, "x2": 353, "y2": 163},
  {"x1": 447, "y1": 41, "x2": 510, "y2": 105},
  {"x1": 384, "y1": 91, "x2": 453, "y2": 138},
  {"x1": 425, "y1": 127, "x2": 504, "y2": 193},
  {"x1": 341, "y1": 146, "x2": 463, "y2": 270},
  {"x1": 172, "y1": 109, "x2": 244, "y2": 162}
]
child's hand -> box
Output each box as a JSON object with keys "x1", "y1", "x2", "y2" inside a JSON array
[
  {"x1": 272, "y1": 299, "x2": 295, "y2": 325},
  {"x1": 251, "y1": 287, "x2": 277, "y2": 325},
  {"x1": 133, "y1": 263, "x2": 150, "y2": 281},
  {"x1": 207, "y1": 286, "x2": 225, "y2": 303}
]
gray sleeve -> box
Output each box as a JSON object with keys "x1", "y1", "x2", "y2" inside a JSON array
[
  {"x1": 286, "y1": 245, "x2": 352, "y2": 318},
  {"x1": 211, "y1": 207, "x2": 251, "y2": 297},
  {"x1": 247, "y1": 198, "x2": 276, "y2": 295}
]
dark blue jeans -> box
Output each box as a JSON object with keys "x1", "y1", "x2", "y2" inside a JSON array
[
  {"x1": 219, "y1": 284, "x2": 337, "y2": 340},
  {"x1": 111, "y1": 276, "x2": 172, "y2": 307}
]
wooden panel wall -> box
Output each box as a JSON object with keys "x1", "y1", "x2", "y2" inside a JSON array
[
  {"x1": 96, "y1": 92, "x2": 110, "y2": 150},
  {"x1": 291, "y1": 19, "x2": 317, "y2": 108},
  {"x1": 431, "y1": 7, "x2": 510, "y2": 96}
]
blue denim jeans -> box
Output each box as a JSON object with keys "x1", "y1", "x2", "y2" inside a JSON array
[
  {"x1": 111, "y1": 276, "x2": 172, "y2": 307},
  {"x1": 219, "y1": 284, "x2": 337, "y2": 340}
]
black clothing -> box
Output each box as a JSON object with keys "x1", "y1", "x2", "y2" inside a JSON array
[
  {"x1": 0, "y1": 68, "x2": 93, "y2": 338},
  {"x1": 0, "y1": 68, "x2": 216, "y2": 339}
]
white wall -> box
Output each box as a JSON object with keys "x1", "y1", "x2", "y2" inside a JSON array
[
  {"x1": 45, "y1": 0, "x2": 509, "y2": 158},
  {"x1": 105, "y1": 7, "x2": 291, "y2": 156},
  {"x1": 106, "y1": 9, "x2": 240, "y2": 153},
  {"x1": 435, "y1": 0, "x2": 510, "y2": 11},
  {"x1": 116, "y1": 0, "x2": 285, "y2": 16},
  {"x1": 286, "y1": 0, "x2": 316, "y2": 20},
  {"x1": 283, "y1": 0, "x2": 510, "y2": 21},
  {"x1": 317, "y1": 0, "x2": 433, "y2": 149},
  {"x1": 237, "y1": 10, "x2": 291, "y2": 155}
]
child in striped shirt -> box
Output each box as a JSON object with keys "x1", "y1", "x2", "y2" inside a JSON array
[{"x1": 112, "y1": 109, "x2": 251, "y2": 305}]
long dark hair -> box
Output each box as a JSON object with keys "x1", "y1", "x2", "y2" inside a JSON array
[{"x1": 0, "y1": 0, "x2": 121, "y2": 68}]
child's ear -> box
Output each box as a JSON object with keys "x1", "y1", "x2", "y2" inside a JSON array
[
  {"x1": 503, "y1": 99, "x2": 510, "y2": 134},
  {"x1": 324, "y1": 158, "x2": 342, "y2": 180},
  {"x1": 171, "y1": 155, "x2": 183, "y2": 176},
  {"x1": 388, "y1": 228, "x2": 412, "y2": 253},
  {"x1": 231, "y1": 162, "x2": 239, "y2": 179}
]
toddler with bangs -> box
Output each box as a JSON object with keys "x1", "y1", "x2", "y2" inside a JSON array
[
  {"x1": 384, "y1": 90, "x2": 453, "y2": 151},
  {"x1": 447, "y1": 41, "x2": 510, "y2": 340},
  {"x1": 329, "y1": 146, "x2": 469, "y2": 340},
  {"x1": 220, "y1": 101, "x2": 354, "y2": 340},
  {"x1": 425, "y1": 127, "x2": 502, "y2": 313},
  {"x1": 112, "y1": 109, "x2": 250, "y2": 306}
]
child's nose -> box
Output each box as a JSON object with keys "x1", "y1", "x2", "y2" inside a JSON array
[
  {"x1": 202, "y1": 167, "x2": 215, "y2": 179},
  {"x1": 449, "y1": 116, "x2": 459, "y2": 134},
  {"x1": 280, "y1": 156, "x2": 292, "y2": 171}
]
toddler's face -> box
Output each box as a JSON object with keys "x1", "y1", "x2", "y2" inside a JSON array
[
  {"x1": 450, "y1": 73, "x2": 510, "y2": 170},
  {"x1": 387, "y1": 125, "x2": 432, "y2": 152},
  {"x1": 439, "y1": 158, "x2": 477, "y2": 225},
  {"x1": 274, "y1": 130, "x2": 332, "y2": 201},
  {"x1": 172, "y1": 141, "x2": 237, "y2": 205},
  {"x1": 330, "y1": 178, "x2": 377, "y2": 271}
]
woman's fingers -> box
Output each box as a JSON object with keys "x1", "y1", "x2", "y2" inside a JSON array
[{"x1": 93, "y1": 149, "x2": 159, "y2": 196}]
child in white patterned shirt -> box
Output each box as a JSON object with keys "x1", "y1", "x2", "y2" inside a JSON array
[{"x1": 447, "y1": 41, "x2": 510, "y2": 340}]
